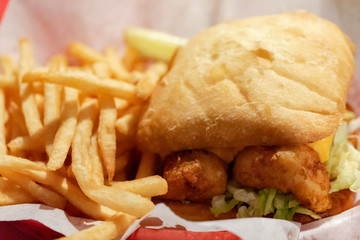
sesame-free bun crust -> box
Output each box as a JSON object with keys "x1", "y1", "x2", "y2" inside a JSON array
[{"x1": 137, "y1": 11, "x2": 355, "y2": 154}]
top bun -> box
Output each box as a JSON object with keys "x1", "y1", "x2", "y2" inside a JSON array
[{"x1": 137, "y1": 11, "x2": 355, "y2": 155}]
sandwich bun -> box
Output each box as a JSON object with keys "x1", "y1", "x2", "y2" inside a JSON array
[{"x1": 137, "y1": 11, "x2": 355, "y2": 155}]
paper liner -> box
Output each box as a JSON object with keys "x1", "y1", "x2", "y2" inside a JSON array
[{"x1": 0, "y1": 1, "x2": 359, "y2": 239}]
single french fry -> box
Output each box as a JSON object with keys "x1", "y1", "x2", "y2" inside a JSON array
[
  {"x1": 89, "y1": 134, "x2": 104, "y2": 186},
  {"x1": 7, "y1": 135, "x2": 44, "y2": 152},
  {"x1": 115, "y1": 105, "x2": 142, "y2": 139},
  {"x1": 0, "y1": 155, "x2": 47, "y2": 171},
  {"x1": 18, "y1": 39, "x2": 44, "y2": 138},
  {"x1": 44, "y1": 56, "x2": 66, "y2": 156},
  {"x1": 23, "y1": 70, "x2": 136, "y2": 101},
  {"x1": 135, "y1": 152, "x2": 157, "y2": 179},
  {"x1": 135, "y1": 61, "x2": 167, "y2": 100},
  {"x1": 58, "y1": 212, "x2": 136, "y2": 240},
  {"x1": 111, "y1": 175, "x2": 167, "y2": 198},
  {"x1": 105, "y1": 46, "x2": 132, "y2": 82},
  {"x1": 0, "y1": 170, "x2": 66, "y2": 209},
  {"x1": 0, "y1": 90, "x2": 7, "y2": 155},
  {"x1": 68, "y1": 42, "x2": 105, "y2": 64},
  {"x1": 98, "y1": 96, "x2": 117, "y2": 181},
  {"x1": 47, "y1": 87, "x2": 79, "y2": 170},
  {"x1": 71, "y1": 97, "x2": 98, "y2": 184},
  {"x1": 0, "y1": 176, "x2": 37, "y2": 205}
]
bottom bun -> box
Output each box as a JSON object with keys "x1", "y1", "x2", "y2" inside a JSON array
[{"x1": 155, "y1": 190, "x2": 355, "y2": 223}]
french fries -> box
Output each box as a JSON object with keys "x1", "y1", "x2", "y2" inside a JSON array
[
  {"x1": 0, "y1": 170, "x2": 66, "y2": 209},
  {"x1": 0, "y1": 37, "x2": 169, "y2": 239}
]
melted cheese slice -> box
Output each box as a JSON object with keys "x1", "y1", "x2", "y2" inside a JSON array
[{"x1": 308, "y1": 134, "x2": 334, "y2": 162}]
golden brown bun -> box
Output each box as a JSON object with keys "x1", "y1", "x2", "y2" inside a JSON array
[
  {"x1": 137, "y1": 11, "x2": 355, "y2": 154},
  {"x1": 157, "y1": 190, "x2": 355, "y2": 223}
]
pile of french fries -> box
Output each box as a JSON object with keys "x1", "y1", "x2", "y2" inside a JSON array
[{"x1": 0, "y1": 38, "x2": 169, "y2": 239}]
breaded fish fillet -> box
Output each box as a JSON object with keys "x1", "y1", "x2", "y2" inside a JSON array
[
  {"x1": 162, "y1": 151, "x2": 228, "y2": 201},
  {"x1": 233, "y1": 145, "x2": 331, "y2": 212}
]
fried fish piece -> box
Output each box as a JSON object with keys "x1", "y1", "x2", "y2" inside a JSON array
[
  {"x1": 233, "y1": 145, "x2": 331, "y2": 212},
  {"x1": 162, "y1": 150, "x2": 228, "y2": 201}
]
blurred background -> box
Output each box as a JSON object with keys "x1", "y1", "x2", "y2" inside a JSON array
[{"x1": 0, "y1": 0, "x2": 359, "y2": 81}]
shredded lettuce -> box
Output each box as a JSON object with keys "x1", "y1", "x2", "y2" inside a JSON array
[
  {"x1": 210, "y1": 195, "x2": 238, "y2": 217},
  {"x1": 327, "y1": 121, "x2": 360, "y2": 192},
  {"x1": 210, "y1": 181, "x2": 320, "y2": 221}
]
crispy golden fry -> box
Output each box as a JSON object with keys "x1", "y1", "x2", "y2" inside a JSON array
[
  {"x1": 58, "y1": 212, "x2": 136, "y2": 240},
  {"x1": 135, "y1": 61, "x2": 167, "y2": 100},
  {"x1": 98, "y1": 96, "x2": 117, "y2": 181},
  {"x1": 115, "y1": 105, "x2": 141, "y2": 139},
  {"x1": 44, "y1": 56, "x2": 66, "y2": 156},
  {"x1": 111, "y1": 175, "x2": 167, "y2": 198},
  {"x1": 7, "y1": 135, "x2": 44, "y2": 152},
  {"x1": 0, "y1": 170, "x2": 66, "y2": 209},
  {"x1": 0, "y1": 155, "x2": 47, "y2": 171},
  {"x1": 89, "y1": 134, "x2": 104, "y2": 186},
  {"x1": 135, "y1": 152, "x2": 157, "y2": 179},
  {"x1": 47, "y1": 87, "x2": 79, "y2": 170},
  {"x1": 18, "y1": 39, "x2": 44, "y2": 139},
  {"x1": 23, "y1": 69, "x2": 136, "y2": 101},
  {"x1": 105, "y1": 46, "x2": 132, "y2": 82},
  {"x1": 68, "y1": 42, "x2": 105, "y2": 64},
  {"x1": 0, "y1": 176, "x2": 37, "y2": 205}
]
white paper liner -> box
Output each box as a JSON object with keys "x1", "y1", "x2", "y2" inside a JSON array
[
  {"x1": 0, "y1": 204, "x2": 99, "y2": 236},
  {"x1": 121, "y1": 203, "x2": 301, "y2": 240},
  {"x1": 0, "y1": 0, "x2": 359, "y2": 239}
]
